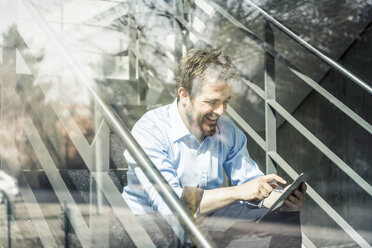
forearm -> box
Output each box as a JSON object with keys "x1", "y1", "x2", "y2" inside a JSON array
[
  {"x1": 199, "y1": 186, "x2": 239, "y2": 215},
  {"x1": 199, "y1": 174, "x2": 287, "y2": 215}
]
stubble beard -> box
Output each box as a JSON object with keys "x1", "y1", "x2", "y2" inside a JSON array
[{"x1": 199, "y1": 115, "x2": 217, "y2": 137}]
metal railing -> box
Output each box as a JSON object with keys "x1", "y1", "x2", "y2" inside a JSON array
[
  {"x1": 3, "y1": 0, "x2": 370, "y2": 248},
  {"x1": 155, "y1": 0, "x2": 372, "y2": 247},
  {"x1": 200, "y1": 0, "x2": 372, "y2": 137},
  {"x1": 243, "y1": 0, "x2": 372, "y2": 95},
  {"x1": 189, "y1": 1, "x2": 372, "y2": 247},
  {"x1": 0, "y1": 190, "x2": 13, "y2": 248},
  {"x1": 21, "y1": 1, "x2": 214, "y2": 247}
]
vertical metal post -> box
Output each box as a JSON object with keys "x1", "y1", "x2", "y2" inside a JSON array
[
  {"x1": 7, "y1": 195, "x2": 12, "y2": 248},
  {"x1": 174, "y1": 0, "x2": 184, "y2": 62},
  {"x1": 264, "y1": 20, "x2": 277, "y2": 174},
  {"x1": 63, "y1": 202, "x2": 69, "y2": 248},
  {"x1": 128, "y1": 0, "x2": 138, "y2": 104},
  {"x1": 90, "y1": 102, "x2": 110, "y2": 247},
  {"x1": 1, "y1": 190, "x2": 12, "y2": 248}
]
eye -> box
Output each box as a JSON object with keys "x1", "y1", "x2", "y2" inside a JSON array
[{"x1": 205, "y1": 101, "x2": 217, "y2": 106}]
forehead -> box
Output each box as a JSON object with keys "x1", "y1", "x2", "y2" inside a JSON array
[{"x1": 198, "y1": 79, "x2": 231, "y2": 98}]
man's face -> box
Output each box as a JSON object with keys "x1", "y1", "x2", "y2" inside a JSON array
[{"x1": 186, "y1": 80, "x2": 231, "y2": 137}]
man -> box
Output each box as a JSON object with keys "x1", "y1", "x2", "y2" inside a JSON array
[{"x1": 121, "y1": 49, "x2": 307, "y2": 247}]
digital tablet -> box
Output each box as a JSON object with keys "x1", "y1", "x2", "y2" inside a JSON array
[{"x1": 256, "y1": 172, "x2": 308, "y2": 223}]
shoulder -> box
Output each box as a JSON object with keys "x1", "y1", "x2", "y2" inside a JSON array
[
  {"x1": 218, "y1": 115, "x2": 243, "y2": 138},
  {"x1": 133, "y1": 104, "x2": 171, "y2": 131},
  {"x1": 131, "y1": 103, "x2": 172, "y2": 144},
  {"x1": 217, "y1": 115, "x2": 246, "y2": 150}
]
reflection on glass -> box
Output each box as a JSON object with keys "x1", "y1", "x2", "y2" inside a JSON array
[{"x1": 0, "y1": 0, "x2": 370, "y2": 247}]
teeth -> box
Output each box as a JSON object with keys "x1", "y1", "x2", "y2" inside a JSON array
[{"x1": 207, "y1": 115, "x2": 218, "y2": 121}]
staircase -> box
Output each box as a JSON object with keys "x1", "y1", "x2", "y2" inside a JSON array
[{"x1": 0, "y1": 0, "x2": 371, "y2": 247}]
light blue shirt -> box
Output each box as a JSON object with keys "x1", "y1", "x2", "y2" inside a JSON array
[{"x1": 122, "y1": 99, "x2": 264, "y2": 215}]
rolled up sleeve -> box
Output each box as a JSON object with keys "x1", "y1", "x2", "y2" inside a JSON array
[
  {"x1": 181, "y1": 186, "x2": 204, "y2": 216},
  {"x1": 124, "y1": 122, "x2": 183, "y2": 215}
]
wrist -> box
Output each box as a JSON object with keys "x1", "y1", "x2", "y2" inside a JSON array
[{"x1": 232, "y1": 185, "x2": 242, "y2": 201}]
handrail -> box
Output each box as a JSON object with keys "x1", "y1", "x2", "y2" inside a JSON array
[
  {"x1": 22, "y1": 1, "x2": 214, "y2": 247},
  {"x1": 202, "y1": 0, "x2": 372, "y2": 135},
  {"x1": 205, "y1": 0, "x2": 372, "y2": 95},
  {"x1": 0, "y1": 189, "x2": 13, "y2": 248},
  {"x1": 267, "y1": 152, "x2": 372, "y2": 248},
  {"x1": 160, "y1": 0, "x2": 372, "y2": 136},
  {"x1": 267, "y1": 99, "x2": 372, "y2": 196},
  {"x1": 245, "y1": 0, "x2": 372, "y2": 95}
]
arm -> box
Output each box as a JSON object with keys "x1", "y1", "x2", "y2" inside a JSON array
[
  {"x1": 125, "y1": 120, "x2": 207, "y2": 216},
  {"x1": 125, "y1": 123, "x2": 183, "y2": 215},
  {"x1": 199, "y1": 174, "x2": 287, "y2": 215},
  {"x1": 198, "y1": 119, "x2": 271, "y2": 214}
]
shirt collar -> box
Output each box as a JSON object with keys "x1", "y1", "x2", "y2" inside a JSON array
[
  {"x1": 169, "y1": 98, "x2": 221, "y2": 142},
  {"x1": 170, "y1": 98, "x2": 191, "y2": 142}
]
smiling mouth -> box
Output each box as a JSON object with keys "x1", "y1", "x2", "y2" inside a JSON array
[{"x1": 205, "y1": 114, "x2": 218, "y2": 122}]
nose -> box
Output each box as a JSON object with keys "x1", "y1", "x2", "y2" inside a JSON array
[{"x1": 213, "y1": 103, "x2": 226, "y2": 116}]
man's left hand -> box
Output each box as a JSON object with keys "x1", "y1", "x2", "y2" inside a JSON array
[{"x1": 282, "y1": 182, "x2": 307, "y2": 211}]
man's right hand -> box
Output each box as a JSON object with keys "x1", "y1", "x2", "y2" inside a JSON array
[{"x1": 235, "y1": 174, "x2": 287, "y2": 201}]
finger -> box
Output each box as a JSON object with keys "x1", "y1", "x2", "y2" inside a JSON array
[
  {"x1": 269, "y1": 183, "x2": 279, "y2": 188},
  {"x1": 293, "y1": 189, "x2": 306, "y2": 201},
  {"x1": 287, "y1": 194, "x2": 299, "y2": 205},
  {"x1": 284, "y1": 199, "x2": 297, "y2": 210},
  {"x1": 268, "y1": 181, "x2": 284, "y2": 190},
  {"x1": 289, "y1": 194, "x2": 304, "y2": 207},
  {"x1": 268, "y1": 180, "x2": 279, "y2": 188},
  {"x1": 255, "y1": 191, "x2": 265, "y2": 200},
  {"x1": 299, "y1": 182, "x2": 307, "y2": 193},
  {"x1": 263, "y1": 174, "x2": 287, "y2": 185},
  {"x1": 263, "y1": 182, "x2": 273, "y2": 194},
  {"x1": 259, "y1": 185, "x2": 271, "y2": 198}
]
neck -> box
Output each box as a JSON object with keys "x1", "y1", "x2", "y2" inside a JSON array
[{"x1": 177, "y1": 100, "x2": 203, "y2": 142}]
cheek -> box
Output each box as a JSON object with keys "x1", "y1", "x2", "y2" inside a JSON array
[{"x1": 199, "y1": 104, "x2": 214, "y2": 115}]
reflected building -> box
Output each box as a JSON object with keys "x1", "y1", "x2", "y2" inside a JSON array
[{"x1": 0, "y1": 0, "x2": 371, "y2": 247}]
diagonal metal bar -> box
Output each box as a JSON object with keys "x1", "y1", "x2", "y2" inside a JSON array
[
  {"x1": 207, "y1": 2, "x2": 372, "y2": 135},
  {"x1": 186, "y1": 0, "x2": 372, "y2": 135},
  {"x1": 240, "y1": 75, "x2": 265, "y2": 99},
  {"x1": 226, "y1": 105, "x2": 266, "y2": 150},
  {"x1": 157, "y1": 0, "x2": 372, "y2": 136},
  {"x1": 302, "y1": 232, "x2": 317, "y2": 248},
  {"x1": 255, "y1": 33, "x2": 372, "y2": 135},
  {"x1": 19, "y1": 173, "x2": 59, "y2": 248},
  {"x1": 22, "y1": 1, "x2": 214, "y2": 247},
  {"x1": 267, "y1": 100, "x2": 372, "y2": 197},
  {"x1": 202, "y1": 0, "x2": 372, "y2": 95},
  {"x1": 5, "y1": 28, "x2": 94, "y2": 168},
  {"x1": 268, "y1": 151, "x2": 372, "y2": 248},
  {"x1": 242, "y1": 0, "x2": 372, "y2": 95},
  {"x1": 23, "y1": 116, "x2": 91, "y2": 247},
  {"x1": 285, "y1": 66, "x2": 372, "y2": 135},
  {"x1": 202, "y1": 0, "x2": 254, "y2": 34},
  {"x1": 94, "y1": 173, "x2": 156, "y2": 248},
  {"x1": 9, "y1": 82, "x2": 92, "y2": 246},
  {"x1": 46, "y1": 99, "x2": 93, "y2": 170}
]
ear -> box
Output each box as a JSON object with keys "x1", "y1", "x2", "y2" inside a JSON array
[{"x1": 178, "y1": 87, "x2": 190, "y2": 105}]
